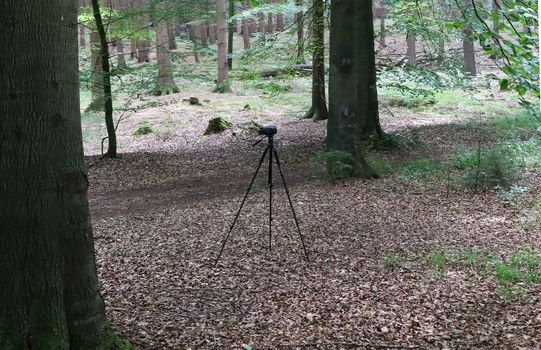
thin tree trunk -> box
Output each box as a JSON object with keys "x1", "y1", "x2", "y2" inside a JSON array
[
  {"x1": 79, "y1": 0, "x2": 87, "y2": 47},
  {"x1": 295, "y1": 0, "x2": 305, "y2": 63},
  {"x1": 304, "y1": 0, "x2": 327, "y2": 121},
  {"x1": 492, "y1": 0, "x2": 500, "y2": 34},
  {"x1": 267, "y1": 2, "x2": 274, "y2": 34},
  {"x1": 406, "y1": 31, "x2": 416, "y2": 63},
  {"x1": 463, "y1": 0, "x2": 476, "y2": 76},
  {"x1": 92, "y1": 0, "x2": 117, "y2": 158},
  {"x1": 132, "y1": 0, "x2": 150, "y2": 62},
  {"x1": 437, "y1": 0, "x2": 446, "y2": 62},
  {"x1": 215, "y1": 0, "x2": 231, "y2": 92},
  {"x1": 0, "y1": 1, "x2": 125, "y2": 347},
  {"x1": 227, "y1": 0, "x2": 235, "y2": 68}
]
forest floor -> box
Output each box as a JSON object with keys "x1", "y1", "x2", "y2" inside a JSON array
[{"x1": 82, "y1": 34, "x2": 541, "y2": 349}]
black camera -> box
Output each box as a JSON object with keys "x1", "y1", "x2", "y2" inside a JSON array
[{"x1": 259, "y1": 124, "x2": 277, "y2": 136}]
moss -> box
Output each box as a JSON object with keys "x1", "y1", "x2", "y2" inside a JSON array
[
  {"x1": 101, "y1": 327, "x2": 133, "y2": 350},
  {"x1": 153, "y1": 84, "x2": 179, "y2": 96},
  {"x1": 203, "y1": 117, "x2": 231, "y2": 135},
  {"x1": 133, "y1": 122, "x2": 153, "y2": 136}
]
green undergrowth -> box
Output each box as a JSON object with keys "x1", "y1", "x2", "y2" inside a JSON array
[{"x1": 382, "y1": 247, "x2": 541, "y2": 298}]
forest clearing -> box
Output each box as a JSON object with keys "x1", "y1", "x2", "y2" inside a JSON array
[{"x1": 1, "y1": 0, "x2": 540, "y2": 349}]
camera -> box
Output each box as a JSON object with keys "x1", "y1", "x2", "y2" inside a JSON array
[{"x1": 259, "y1": 124, "x2": 277, "y2": 136}]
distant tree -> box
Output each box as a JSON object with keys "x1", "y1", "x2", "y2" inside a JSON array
[
  {"x1": 215, "y1": 0, "x2": 231, "y2": 92},
  {"x1": 327, "y1": 0, "x2": 381, "y2": 178},
  {"x1": 295, "y1": 0, "x2": 305, "y2": 63},
  {"x1": 227, "y1": 0, "x2": 235, "y2": 68},
  {"x1": 155, "y1": 1, "x2": 179, "y2": 95},
  {"x1": 304, "y1": 0, "x2": 328, "y2": 121},
  {"x1": 0, "y1": 0, "x2": 128, "y2": 347},
  {"x1": 462, "y1": 0, "x2": 476, "y2": 76},
  {"x1": 406, "y1": 30, "x2": 416, "y2": 63}
]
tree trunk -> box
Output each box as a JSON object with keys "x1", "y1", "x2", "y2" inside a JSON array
[
  {"x1": 188, "y1": 23, "x2": 200, "y2": 63},
  {"x1": 327, "y1": 0, "x2": 380, "y2": 179},
  {"x1": 128, "y1": 0, "x2": 138, "y2": 59},
  {"x1": 258, "y1": 10, "x2": 267, "y2": 41},
  {"x1": 215, "y1": 0, "x2": 231, "y2": 92},
  {"x1": 92, "y1": 0, "x2": 117, "y2": 158},
  {"x1": 0, "y1": 1, "x2": 126, "y2": 347},
  {"x1": 156, "y1": 3, "x2": 179, "y2": 95},
  {"x1": 463, "y1": 0, "x2": 476, "y2": 76},
  {"x1": 89, "y1": 31, "x2": 104, "y2": 111},
  {"x1": 200, "y1": 22, "x2": 209, "y2": 48},
  {"x1": 437, "y1": 0, "x2": 446, "y2": 62},
  {"x1": 295, "y1": 0, "x2": 305, "y2": 63},
  {"x1": 276, "y1": 12, "x2": 284, "y2": 31},
  {"x1": 304, "y1": 0, "x2": 328, "y2": 121},
  {"x1": 406, "y1": 31, "x2": 416, "y2": 63},
  {"x1": 167, "y1": 23, "x2": 177, "y2": 50},
  {"x1": 132, "y1": 0, "x2": 150, "y2": 62},
  {"x1": 267, "y1": 3, "x2": 274, "y2": 34},
  {"x1": 79, "y1": 0, "x2": 87, "y2": 48},
  {"x1": 379, "y1": 0, "x2": 386, "y2": 47},
  {"x1": 492, "y1": 0, "x2": 500, "y2": 34},
  {"x1": 227, "y1": 0, "x2": 235, "y2": 68},
  {"x1": 242, "y1": 18, "x2": 251, "y2": 49}
]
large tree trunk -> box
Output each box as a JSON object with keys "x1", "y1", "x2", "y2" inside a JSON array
[
  {"x1": 295, "y1": 0, "x2": 305, "y2": 63},
  {"x1": 0, "y1": 0, "x2": 125, "y2": 347},
  {"x1": 215, "y1": 0, "x2": 231, "y2": 92},
  {"x1": 327, "y1": 0, "x2": 380, "y2": 179},
  {"x1": 304, "y1": 0, "x2": 327, "y2": 121},
  {"x1": 463, "y1": 0, "x2": 476, "y2": 76},
  {"x1": 156, "y1": 3, "x2": 179, "y2": 95}
]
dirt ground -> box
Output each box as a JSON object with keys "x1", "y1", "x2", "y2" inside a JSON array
[
  {"x1": 82, "y1": 29, "x2": 541, "y2": 349},
  {"x1": 86, "y1": 92, "x2": 540, "y2": 350}
]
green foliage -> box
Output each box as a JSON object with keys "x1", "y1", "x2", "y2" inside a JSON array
[
  {"x1": 133, "y1": 122, "x2": 153, "y2": 136},
  {"x1": 370, "y1": 132, "x2": 402, "y2": 150},
  {"x1": 426, "y1": 247, "x2": 447, "y2": 274},
  {"x1": 495, "y1": 248, "x2": 541, "y2": 285},
  {"x1": 255, "y1": 81, "x2": 291, "y2": 95},
  {"x1": 315, "y1": 150, "x2": 353, "y2": 181},
  {"x1": 383, "y1": 253, "x2": 404, "y2": 269}
]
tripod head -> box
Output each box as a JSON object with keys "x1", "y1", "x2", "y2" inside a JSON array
[{"x1": 252, "y1": 124, "x2": 277, "y2": 147}]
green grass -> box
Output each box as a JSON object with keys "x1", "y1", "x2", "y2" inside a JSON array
[
  {"x1": 382, "y1": 252, "x2": 404, "y2": 269},
  {"x1": 426, "y1": 247, "x2": 447, "y2": 275}
]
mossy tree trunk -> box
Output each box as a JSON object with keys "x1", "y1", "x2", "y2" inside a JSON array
[
  {"x1": 155, "y1": 2, "x2": 179, "y2": 95},
  {"x1": 327, "y1": 0, "x2": 380, "y2": 179},
  {"x1": 304, "y1": 0, "x2": 328, "y2": 121},
  {"x1": 0, "y1": 0, "x2": 127, "y2": 347}
]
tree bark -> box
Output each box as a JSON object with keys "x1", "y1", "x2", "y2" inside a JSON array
[
  {"x1": 276, "y1": 10, "x2": 284, "y2": 31},
  {"x1": 0, "y1": 0, "x2": 126, "y2": 347},
  {"x1": 492, "y1": 0, "x2": 500, "y2": 34},
  {"x1": 200, "y1": 22, "x2": 209, "y2": 48},
  {"x1": 304, "y1": 0, "x2": 328, "y2": 121},
  {"x1": 215, "y1": 0, "x2": 231, "y2": 92},
  {"x1": 406, "y1": 31, "x2": 416, "y2": 63},
  {"x1": 132, "y1": 0, "x2": 150, "y2": 62},
  {"x1": 295, "y1": 0, "x2": 305, "y2": 63},
  {"x1": 156, "y1": 3, "x2": 179, "y2": 95},
  {"x1": 327, "y1": 0, "x2": 380, "y2": 178},
  {"x1": 267, "y1": 4, "x2": 274, "y2": 33}
]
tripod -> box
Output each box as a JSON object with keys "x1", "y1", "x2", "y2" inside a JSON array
[{"x1": 214, "y1": 132, "x2": 310, "y2": 267}]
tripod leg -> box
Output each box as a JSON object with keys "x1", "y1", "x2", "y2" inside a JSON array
[
  {"x1": 214, "y1": 146, "x2": 270, "y2": 267},
  {"x1": 272, "y1": 147, "x2": 310, "y2": 262},
  {"x1": 268, "y1": 141, "x2": 273, "y2": 252}
]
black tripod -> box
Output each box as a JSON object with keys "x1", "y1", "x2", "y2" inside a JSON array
[{"x1": 214, "y1": 126, "x2": 310, "y2": 266}]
